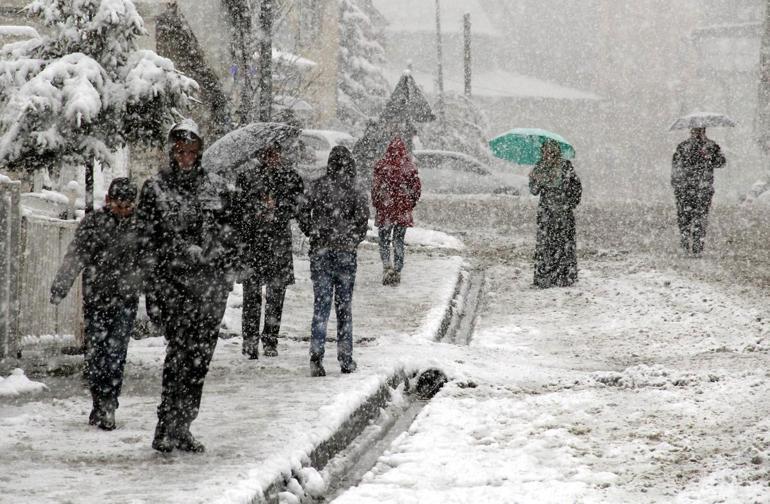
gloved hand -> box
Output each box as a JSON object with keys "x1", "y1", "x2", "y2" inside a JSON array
[
  {"x1": 187, "y1": 244, "x2": 205, "y2": 264},
  {"x1": 50, "y1": 291, "x2": 64, "y2": 305}
]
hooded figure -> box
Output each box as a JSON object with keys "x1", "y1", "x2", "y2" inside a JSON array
[
  {"x1": 371, "y1": 137, "x2": 421, "y2": 286},
  {"x1": 230, "y1": 141, "x2": 304, "y2": 359},
  {"x1": 298, "y1": 146, "x2": 369, "y2": 377},
  {"x1": 671, "y1": 128, "x2": 726, "y2": 255},
  {"x1": 529, "y1": 139, "x2": 582, "y2": 288},
  {"x1": 50, "y1": 177, "x2": 140, "y2": 431},
  {"x1": 136, "y1": 119, "x2": 236, "y2": 453}
]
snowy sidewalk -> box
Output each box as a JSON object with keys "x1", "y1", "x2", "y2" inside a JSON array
[{"x1": 0, "y1": 245, "x2": 464, "y2": 504}]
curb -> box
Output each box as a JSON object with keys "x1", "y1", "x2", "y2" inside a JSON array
[{"x1": 252, "y1": 266, "x2": 473, "y2": 503}]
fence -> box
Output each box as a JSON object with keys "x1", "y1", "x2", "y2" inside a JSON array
[{"x1": 0, "y1": 177, "x2": 83, "y2": 360}]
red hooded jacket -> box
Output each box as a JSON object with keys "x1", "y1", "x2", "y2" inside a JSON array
[{"x1": 371, "y1": 138, "x2": 422, "y2": 227}]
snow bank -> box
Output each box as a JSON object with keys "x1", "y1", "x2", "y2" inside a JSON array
[{"x1": 0, "y1": 369, "x2": 47, "y2": 397}]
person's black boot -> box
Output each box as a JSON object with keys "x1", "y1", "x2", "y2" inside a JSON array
[
  {"x1": 174, "y1": 425, "x2": 205, "y2": 453},
  {"x1": 152, "y1": 420, "x2": 175, "y2": 453},
  {"x1": 310, "y1": 357, "x2": 326, "y2": 377},
  {"x1": 340, "y1": 359, "x2": 357, "y2": 374},
  {"x1": 262, "y1": 333, "x2": 278, "y2": 357},
  {"x1": 88, "y1": 396, "x2": 101, "y2": 426},
  {"x1": 242, "y1": 336, "x2": 259, "y2": 359},
  {"x1": 97, "y1": 400, "x2": 116, "y2": 431}
]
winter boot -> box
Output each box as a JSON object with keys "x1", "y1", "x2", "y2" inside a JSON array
[
  {"x1": 310, "y1": 357, "x2": 326, "y2": 377},
  {"x1": 242, "y1": 336, "x2": 259, "y2": 360},
  {"x1": 392, "y1": 270, "x2": 401, "y2": 286},
  {"x1": 262, "y1": 333, "x2": 278, "y2": 357},
  {"x1": 340, "y1": 359, "x2": 357, "y2": 374},
  {"x1": 152, "y1": 420, "x2": 175, "y2": 453},
  {"x1": 97, "y1": 400, "x2": 116, "y2": 431},
  {"x1": 88, "y1": 396, "x2": 101, "y2": 426},
  {"x1": 382, "y1": 267, "x2": 395, "y2": 286},
  {"x1": 174, "y1": 426, "x2": 205, "y2": 453}
]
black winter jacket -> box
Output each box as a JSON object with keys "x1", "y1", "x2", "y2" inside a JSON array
[
  {"x1": 50, "y1": 208, "x2": 140, "y2": 309},
  {"x1": 672, "y1": 137, "x2": 726, "y2": 192},
  {"x1": 298, "y1": 147, "x2": 370, "y2": 253}
]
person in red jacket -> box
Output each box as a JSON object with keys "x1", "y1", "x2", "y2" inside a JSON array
[{"x1": 371, "y1": 136, "x2": 422, "y2": 286}]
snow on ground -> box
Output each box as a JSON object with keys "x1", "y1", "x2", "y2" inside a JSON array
[
  {"x1": 0, "y1": 249, "x2": 465, "y2": 504},
  {"x1": 366, "y1": 220, "x2": 465, "y2": 251},
  {"x1": 332, "y1": 255, "x2": 770, "y2": 504},
  {"x1": 0, "y1": 369, "x2": 47, "y2": 397}
]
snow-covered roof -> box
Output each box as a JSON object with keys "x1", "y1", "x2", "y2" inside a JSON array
[
  {"x1": 372, "y1": 0, "x2": 499, "y2": 37},
  {"x1": 0, "y1": 26, "x2": 40, "y2": 39},
  {"x1": 385, "y1": 68, "x2": 601, "y2": 101},
  {"x1": 259, "y1": 49, "x2": 318, "y2": 71}
]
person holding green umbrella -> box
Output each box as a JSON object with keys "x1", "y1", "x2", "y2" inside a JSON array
[{"x1": 528, "y1": 139, "x2": 582, "y2": 288}]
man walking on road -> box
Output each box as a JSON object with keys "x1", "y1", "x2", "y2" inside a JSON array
[
  {"x1": 137, "y1": 119, "x2": 236, "y2": 453},
  {"x1": 671, "y1": 127, "x2": 726, "y2": 255},
  {"x1": 50, "y1": 178, "x2": 140, "y2": 431}
]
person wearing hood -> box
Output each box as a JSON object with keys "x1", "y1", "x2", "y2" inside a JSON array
[
  {"x1": 671, "y1": 127, "x2": 726, "y2": 255},
  {"x1": 529, "y1": 139, "x2": 582, "y2": 288},
  {"x1": 230, "y1": 141, "x2": 304, "y2": 359},
  {"x1": 371, "y1": 136, "x2": 421, "y2": 286},
  {"x1": 136, "y1": 119, "x2": 236, "y2": 453},
  {"x1": 50, "y1": 177, "x2": 140, "y2": 431},
  {"x1": 298, "y1": 146, "x2": 369, "y2": 377}
]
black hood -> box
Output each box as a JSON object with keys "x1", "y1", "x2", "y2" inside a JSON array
[{"x1": 326, "y1": 145, "x2": 357, "y2": 181}]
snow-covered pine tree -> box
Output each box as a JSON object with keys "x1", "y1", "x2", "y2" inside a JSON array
[
  {"x1": 420, "y1": 92, "x2": 493, "y2": 163},
  {"x1": 337, "y1": 0, "x2": 389, "y2": 135},
  {"x1": 0, "y1": 0, "x2": 197, "y2": 180}
]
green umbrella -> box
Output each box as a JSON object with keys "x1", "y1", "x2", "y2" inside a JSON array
[{"x1": 488, "y1": 128, "x2": 575, "y2": 165}]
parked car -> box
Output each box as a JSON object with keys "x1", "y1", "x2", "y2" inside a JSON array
[
  {"x1": 413, "y1": 150, "x2": 526, "y2": 196},
  {"x1": 295, "y1": 129, "x2": 357, "y2": 181}
]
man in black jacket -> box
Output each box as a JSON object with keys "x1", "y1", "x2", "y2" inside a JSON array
[
  {"x1": 137, "y1": 119, "x2": 236, "y2": 453},
  {"x1": 50, "y1": 177, "x2": 140, "y2": 431},
  {"x1": 298, "y1": 146, "x2": 369, "y2": 377},
  {"x1": 231, "y1": 142, "x2": 304, "y2": 359},
  {"x1": 671, "y1": 128, "x2": 726, "y2": 255}
]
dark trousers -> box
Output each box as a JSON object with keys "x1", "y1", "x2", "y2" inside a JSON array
[
  {"x1": 242, "y1": 276, "x2": 287, "y2": 349},
  {"x1": 157, "y1": 285, "x2": 229, "y2": 431},
  {"x1": 675, "y1": 187, "x2": 713, "y2": 254},
  {"x1": 309, "y1": 250, "x2": 357, "y2": 366},
  {"x1": 84, "y1": 299, "x2": 138, "y2": 409},
  {"x1": 378, "y1": 225, "x2": 407, "y2": 272}
]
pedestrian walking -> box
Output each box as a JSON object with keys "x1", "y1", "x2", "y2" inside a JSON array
[
  {"x1": 137, "y1": 119, "x2": 236, "y2": 453},
  {"x1": 298, "y1": 146, "x2": 369, "y2": 377},
  {"x1": 50, "y1": 177, "x2": 140, "y2": 431},
  {"x1": 371, "y1": 136, "x2": 421, "y2": 286},
  {"x1": 671, "y1": 127, "x2": 726, "y2": 255},
  {"x1": 529, "y1": 139, "x2": 582, "y2": 288},
  {"x1": 230, "y1": 142, "x2": 304, "y2": 359}
]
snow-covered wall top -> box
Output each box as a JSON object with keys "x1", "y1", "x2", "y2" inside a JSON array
[{"x1": 372, "y1": 0, "x2": 499, "y2": 37}]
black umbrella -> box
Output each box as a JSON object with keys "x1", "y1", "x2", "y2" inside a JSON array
[{"x1": 202, "y1": 122, "x2": 300, "y2": 182}]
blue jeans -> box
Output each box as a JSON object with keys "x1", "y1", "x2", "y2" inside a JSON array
[
  {"x1": 84, "y1": 300, "x2": 138, "y2": 408},
  {"x1": 309, "y1": 250, "x2": 357, "y2": 365},
  {"x1": 378, "y1": 225, "x2": 407, "y2": 272}
]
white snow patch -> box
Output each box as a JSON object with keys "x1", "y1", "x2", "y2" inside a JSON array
[{"x1": 0, "y1": 369, "x2": 48, "y2": 397}]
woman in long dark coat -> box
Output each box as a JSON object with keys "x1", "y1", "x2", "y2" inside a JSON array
[{"x1": 529, "y1": 139, "x2": 582, "y2": 288}]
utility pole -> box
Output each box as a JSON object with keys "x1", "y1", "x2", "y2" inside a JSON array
[
  {"x1": 463, "y1": 13, "x2": 471, "y2": 97},
  {"x1": 257, "y1": 0, "x2": 274, "y2": 122},
  {"x1": 434, "y1": 0, "x2": 445, "y2": 132},
  {"x1": 758, "y1": 0, "x2": 770, "y2": 157}
]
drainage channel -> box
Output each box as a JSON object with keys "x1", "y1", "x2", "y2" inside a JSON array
[{"x1": 260, "y1": 266, "x2": 486, "y2": 503}]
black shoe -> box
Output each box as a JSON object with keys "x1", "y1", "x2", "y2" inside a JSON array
[
  {"x1": 242, "y1": 337, "x2": 259, "y2": 359},
  {"x1": 152, "y1": 421, "x2": 175, "y2": 453},
  {"x1": 263, "y1": 345, "x2": 278, "y2": 357},
  {"x1": 97, "y1": 407, "x2": 116, "y2": 431},
  {"x1": 392, "y1": 271, "x2": 401, "y2": 286},
  {"x1": 88, "y1": 407, "x2": 100, "y2": 426},
  {"x1": 310, "y1": 358, "x2": 326, "y2": 377},
  {"x1": 382, "y1": 267, "x2": 395, "y2": 286},
  {"x1": 174, "y1": 428, "x2": 205, "y2": 453},
  {"x1": 340, "y1": 359, "x2": 357, "y2": 374}
]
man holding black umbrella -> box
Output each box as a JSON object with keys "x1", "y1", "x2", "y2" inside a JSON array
[{"x1": 671, "y1": 127, "x2": 726, "y2": 255}]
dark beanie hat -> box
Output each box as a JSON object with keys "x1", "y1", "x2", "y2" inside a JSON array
[{"x1": 107, "y1": 177, "x2": 138, "y2": 202}]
